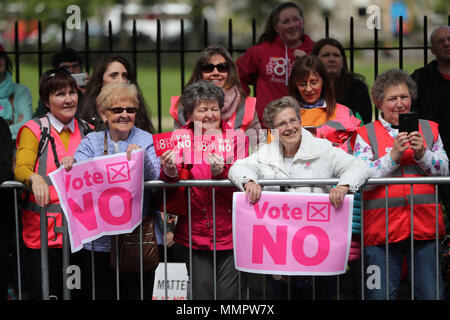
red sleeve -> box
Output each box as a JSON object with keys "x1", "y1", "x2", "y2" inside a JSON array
[
  {"x1": 159, "y1": 167, "x2": 180, "y2": 182},
  {"x1": 236, "y1": 46, "x2": 259, "y2": 96}
]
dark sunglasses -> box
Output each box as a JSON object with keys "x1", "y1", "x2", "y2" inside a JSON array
[
  {"x1": 201, "y1": 63, "x2": 228, "y2": 73},
  {"x1": 107, "y1": 107, "x2": 138, "y2": 114},
  {"x1": 41, "y1": 67, "x2": 71, "y2": 82}
]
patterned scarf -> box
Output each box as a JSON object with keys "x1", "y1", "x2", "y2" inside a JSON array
[
  {"x1": 299, "y1": 98, "x2": 326, "y2": 109},
  {"x1": 220, "y1": 85, "x2": 241, "y2": 120},
  {"x1": 0, "y1": 72, "x2": 14, "y2": 123}
]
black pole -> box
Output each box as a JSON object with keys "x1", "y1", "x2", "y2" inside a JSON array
[
  {"x1": 38, "y1": 21, "x2": 42, "y2": 78},
  {"x1": 108, "y1": 21, "x2": 113, "y2": 52},
  {"x1": 398, "y1": 16, "x2": 403, "y2": 70},
  {"x1": 228, "y1": 19, "x2": 233, "y2": 55},
  {"x1": 132, "y1": 20, "x2": 137, "y2": 77},
  {"x1": 203, "y1": 19, "x2": 208, "y2": 49},
  {"x1": 156, "y1": 19, "x2": 162, "y2": 133},
  {"x1": 14, "y1": 21, "x2": 20, "y2": 83},
  {"x1": 350, "y1": 17, "x2": 354, "y2": 73},
  {"x1": 85, "y1": 20, "x2": 90, "y2": 73},
  {"x1": 423, "y1": 16, "x2": 428, "y2": 67},
  {"x1": 61, "y1": 21, "x2": 66, "y2": 48},
  {"x1": 180, "y1": 19, "x2": 185, "y2": 91}
]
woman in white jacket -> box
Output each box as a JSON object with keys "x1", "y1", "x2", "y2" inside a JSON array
[
  {"x1": 229, "y1": 96, "x2": 369, "y2": 206},
  {"x1": 228, "y1": 96, "x2": 370, "y2": 300}
]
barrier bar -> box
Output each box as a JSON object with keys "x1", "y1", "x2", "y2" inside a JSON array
[
  {"x1": 40, "y1": 206, "x2": 50, "y2": 300},
  {"x1": 2, "y1": 176, "x2": 449, "y2": 301}
]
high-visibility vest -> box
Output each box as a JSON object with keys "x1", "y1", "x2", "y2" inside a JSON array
[
  {"x1": 17, "y1": 117, "x2": 88, "y2": 249},
  {"x1": 314, "y1": 104, "x2": 361, "y2": 154},
  {"x1": 357, "y1": 119, "x2": 445, "y2": 246},
  {"x1": 169, "y1": 95, "x2": 257, "y2": 132}
]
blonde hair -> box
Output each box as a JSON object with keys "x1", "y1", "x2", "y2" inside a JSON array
[{"x1": 96, "y1": 82, "x2": 139, "y2": 114}]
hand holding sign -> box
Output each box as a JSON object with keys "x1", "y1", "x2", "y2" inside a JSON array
[
  {"x1": 207, "y1": 153, "x2": 225, "y2": 176},
  {"x1": 61, "y1": 156, "x2": 76, "y2": 171},
  {"x1": 233, "y1": 191, "x2": 354, "y2": 275},
  {"x1": 329, "y1": 185, "x2": 349, "y2": 208},
  {"x1": 126, "y1": 144, "x2": 141, "y2": 160},
  {"x1": 244, "y1": 181, "x2": 262, "y2": 204},
  {"x1": 49, "y1": 150, "x2": 145, "y2": 252},
  {"x1": 160, "y1": 149, "x2": 178, "y2": 177}
]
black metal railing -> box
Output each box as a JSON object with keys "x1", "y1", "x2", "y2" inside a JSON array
[{"x1": 3, "y1": 15, "x2": 450, "y2": 132}]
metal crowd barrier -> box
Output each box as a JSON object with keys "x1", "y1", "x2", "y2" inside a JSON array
[{"x1": 1, "y1": 177, "x2": 449, "y2": 300}]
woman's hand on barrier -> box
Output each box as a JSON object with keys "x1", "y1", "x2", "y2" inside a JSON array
[
  {"x1": 165, "y1": 231, "x2": 175, "y2": 248},
  {"x1": 161, "y1": 150, "x2": 178, "y2": 177},
  {"x1": 244, "y1": 181, "x2": 262, "y2": 204},
  {"x1": 390, "y1": 132, "x2": 409, "y2": 163},
  {"x1": 408, "y1": 131, "x2": 426, "y2": 160},
  {"x1": 29, "y1": 173, "x2": 50, "y2": 207},
  {"x1": 61, "y1": 156, "x2": 76, "y2": 171},
  {"x1": 126, "y1": 144, "x2": 142, "y2": 160},
  {"x1": 208, "y1": 153, "x2": 225, "y2": 176},
  {"x1": 329, "y1": 185, "x2": 349, "y2": 208}
]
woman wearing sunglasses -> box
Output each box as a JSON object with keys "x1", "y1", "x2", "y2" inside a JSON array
[
  {"x1": 62, "y1": 82, "x2": 160, "y2": 299},
  {"x1": 14, "y1": 68, "x2": 93, "y2": 299},
  {"x1": 170, "y1": 44, "x2": 264, "y2": 152}
]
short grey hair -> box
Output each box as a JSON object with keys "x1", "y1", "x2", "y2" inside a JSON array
[
  {"x1": 430, "y1": 26, "x2": 450, "y2": 45},
  {"x1": 181, "y1": 80, "x2": 225, "y2": 121},
  {"x1": 263, "y1": 96, "x2": 301, "y2": 129},
  {"x1": 371, "y1": 69, "x2": 417, "y2": 107}
]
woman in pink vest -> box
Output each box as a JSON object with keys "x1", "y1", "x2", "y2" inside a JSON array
[
  {"x1": 353, "y1": 69, "x2": 448, "y2": 300},
  {"x1": 288, "y1": 55, "x2": 361, "y2": 152},
  {"x1": 15, "y1": 68, "x2": 92, "y2": 299},
  {"x1": 170, "y1": 44, "x2": 264, "y2": 152}
]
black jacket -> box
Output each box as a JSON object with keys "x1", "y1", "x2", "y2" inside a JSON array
[
  {"x1": 0, "y1": 117, "x2": 12, "y2": 184},
  {"x1": 0, "y1": 117, "x2": 13, "y2": 242},
  {"x1": 339, "y1": 78, "x2": 373, "y2": 124},
  {"x1": 411, "y1": 60, "x2": 450, "y2": 154}
]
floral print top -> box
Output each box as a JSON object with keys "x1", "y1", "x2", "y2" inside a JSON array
[{"x1": 353, "y1": 115, "x2": 449, "y2": 178}]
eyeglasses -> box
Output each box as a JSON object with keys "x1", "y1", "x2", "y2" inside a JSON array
[
  {"x1": 274, "y1": 118, "x2": 300, "y2": 130},
  {"x1": 41, "y1": 67, "x2": 71, "y2": 82},
  {"x1": 107, "y1": 107, "x2": 138, "y2": 114},
  {"x1": 201, "y1": 63, "x2": 229, "y2": 73}
]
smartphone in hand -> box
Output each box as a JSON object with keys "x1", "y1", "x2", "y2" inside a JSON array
[
  {"x1": 398, "y1": 112, "x2": 418, "y2": 133},
  {"x1": 71, "y1": 73, "x2": 88, "y2": 87}
]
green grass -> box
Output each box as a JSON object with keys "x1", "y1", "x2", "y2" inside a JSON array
[{"x1": 14, "y1": 58, "x2": 425, "y2": 132}]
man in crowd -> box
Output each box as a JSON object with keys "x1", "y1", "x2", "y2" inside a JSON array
[{"x1": 411, "y1": 26, "x2": 450, "y2": 215}]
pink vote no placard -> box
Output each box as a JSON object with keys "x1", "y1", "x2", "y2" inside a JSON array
[
  {"x1": 232, "y1": 191, "x2": 354, "y2": 275},
  {"x1": 49, "y1": 150, "x2": 144, "y2": 253},
  {"x1": 152, "y1": 129, "x2": 241, "y2": 164}
]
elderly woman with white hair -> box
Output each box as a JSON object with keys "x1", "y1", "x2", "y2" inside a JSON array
[
  {"x1": 353, "y1": 68, "x2": 449, "y2": 300},
  {"x1": 228, "y1": 96, "x2": 369, "y2": 299},
  {"x1": 62, "y1": 82, "x2": 160, "y2": 300}
]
